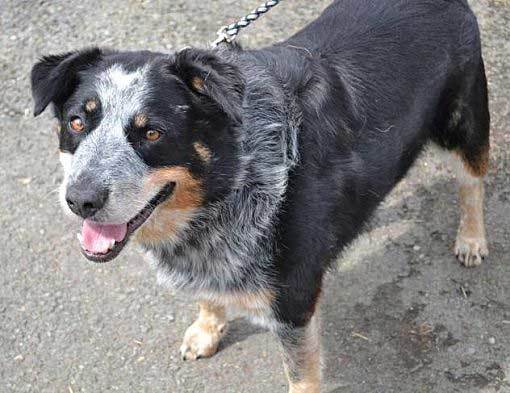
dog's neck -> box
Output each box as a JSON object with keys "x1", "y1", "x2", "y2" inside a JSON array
[{"x1": 142, "y1": 58, "x2": 301, "y2": 294}]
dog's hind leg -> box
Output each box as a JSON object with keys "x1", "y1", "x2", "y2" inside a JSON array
[
  {"x1": 276, "y1": 314, "x2": 321, "y2": 393},
  {"x1": 433, "y1": 61, "x2": 490, "y2": 267},
  {"x1": 180, "y1": 301, "x2": 227, "y2": 360},
  {"x1": 449, "y1": 150, "x2": 489, "y2": 267}
]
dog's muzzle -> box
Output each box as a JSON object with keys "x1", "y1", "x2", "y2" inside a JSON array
[{"x1": 76, "y1": 183, "x2": 175, "y2": 263}]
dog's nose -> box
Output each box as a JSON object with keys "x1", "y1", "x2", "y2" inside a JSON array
[{"x1": 66, "y1": 180, "x2": 109, "y2": 219}]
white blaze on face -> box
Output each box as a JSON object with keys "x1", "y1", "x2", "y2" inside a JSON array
[
  {"x1": 60, "y1": 64, "x2": 159, "y2": 224},
  {"x1": 59, "y1": 150, "x2": 73, "y2": 174},
  {"x1": 96, "y1": 64, "x2": 149, "y2": 129}
]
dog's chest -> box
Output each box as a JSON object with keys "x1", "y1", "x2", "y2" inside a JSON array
[
  {"x1": 143, "y1": 235, "x2": 280, "y2": 327},
  {"x1": 143, "y1": 230, "x2": 272, "y2": 295}
]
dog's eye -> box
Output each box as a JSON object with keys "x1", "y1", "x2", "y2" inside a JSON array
[
  {"x1": 69, "y1": 116, "x2": 85, "y2": 133},
  {"x1": 145, "y1": 130, "x2": 161, "y2": 141}
]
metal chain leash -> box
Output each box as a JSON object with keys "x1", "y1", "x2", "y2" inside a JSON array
[{"x1": 212, "y1": 0, "x2": 281, "y2": 47}]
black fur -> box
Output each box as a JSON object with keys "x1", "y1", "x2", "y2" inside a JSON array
[
  {"x1": 31, "y1": 48, "x2": 102, "y2": 117},
  {"x1": 31, "y1": 0, "x2": 490, "y2": 387},
  {"x1": 242, "y1": 0, "x2": 489, "y2": 327}
]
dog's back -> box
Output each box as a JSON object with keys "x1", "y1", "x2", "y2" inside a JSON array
[
  {"x1": 286, "y1": 0, "x2": 479, "y2": 63},
  {"x1": 283, "y1": 0, "x2": 482, "y2": 131},
  {"x1": 264, "y1": 0, "x2": 486, "y2": 193}
]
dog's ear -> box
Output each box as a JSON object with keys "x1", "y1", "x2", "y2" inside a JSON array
[
  {"x1": 31, "y1": 48, "x2": 102, "y2": 116},
  {"x1": 170, "y1": 48, "x2": 245, "y2": 124}
]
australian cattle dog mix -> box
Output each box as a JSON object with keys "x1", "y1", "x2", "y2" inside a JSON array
[{"x1": 31, "y1": 0, "x2": 489, "y2": 391}]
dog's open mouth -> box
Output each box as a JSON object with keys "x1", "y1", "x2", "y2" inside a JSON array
[{"x1": 77, "y1": 183, "x2": 175, "y2": 263}]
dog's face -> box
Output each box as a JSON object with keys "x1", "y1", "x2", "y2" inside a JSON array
[{"x1": 31, "y1": 48, "x2": 244, "y2": 262}]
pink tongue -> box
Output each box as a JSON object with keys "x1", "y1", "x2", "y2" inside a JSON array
[{"x1": 81, "y1": 219, "x2": 128, "y2": 254}]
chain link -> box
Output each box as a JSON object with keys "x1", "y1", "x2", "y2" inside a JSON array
[{"x1": 212, "y1": 0, "x2": 281, "y2": 47}]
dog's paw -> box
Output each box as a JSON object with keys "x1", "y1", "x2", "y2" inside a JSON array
[
  {"x1": 454, "y1": 234, "x2": 488, "y2": 267},
  {"x1": 179, "y1": 320, "x2": 227, "y2": 361}
]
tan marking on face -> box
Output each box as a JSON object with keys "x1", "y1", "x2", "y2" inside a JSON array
[
  {"x1": 135, "y1": 167, "x2": 203, "y2": 244},
  {"x1": 191, "y1": 76, "x2": 205, "y2": 92},
  {"x1": 285, "y1": 314, "x2": 322, "y2": 393},
  {"x1": 193, "y1": 142, "x2": 212, "y2": 164},
  {"x1": 134, "y1": 113, "x2": 148, "y2": 128},
  {"x1": 180, "y1": 301, "x2": 227, "y2": 360},
  {"x1": 84, "y1": 99, "x2": 98, "y2": 113}
]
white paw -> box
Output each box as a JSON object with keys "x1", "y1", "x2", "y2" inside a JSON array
[
  {"x1": 179, "y1": 320, "x2": 226, "y2": 361},
  {"x1": 454, "y1": 235, "x2": 488, "y2": 267}
]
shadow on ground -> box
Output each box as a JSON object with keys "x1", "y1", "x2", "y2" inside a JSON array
[{"x1": 320, "y1": 176, "x2": 510, "y2": 393}]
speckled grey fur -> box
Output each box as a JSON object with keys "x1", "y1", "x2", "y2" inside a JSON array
[
  {"x1": 62, "y1": 65, "x2": 158, "y2": 225},
  {"x1": 145, "y1": 52, "x2": 301, "y2": 310}
]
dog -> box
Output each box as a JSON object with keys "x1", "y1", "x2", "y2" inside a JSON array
[{"x1": 30, "y1": 0, "x2": 489, "y2": 391}]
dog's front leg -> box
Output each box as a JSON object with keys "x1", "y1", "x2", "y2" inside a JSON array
[
  {"x1": 180, "y1": 301, "x2": 227, "y2": 361},
  {"x1": 276, "y1": 314, "x2": 321, "y2": 393}
]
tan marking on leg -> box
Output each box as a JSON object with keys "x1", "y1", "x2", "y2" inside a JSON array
[
  {"x1": 282, "y1": 314, "x2": 321, "y2": 393},
  {"x1": 232, "y1": 289, "x2": 275, "y2": 312},
  {"x1": 202, "y1": 289, "x2": 275, "y2": 316},
  {"x1": 458, "y1": 144, "x2": 490, "y2": 177},
  {"x1": 84, "y1": 99, "x2": 98, "y2": 113},
  {"x1": 289, "y1": 379, "x2": 320, "y2": 393},
  {"x1": 180, "y1": 301, "x2": 227, "y2": 361},
  {"x1": 451, "y1": 152, "x2": 489, "y2": 267},
  {"x1": 135, "y1": 167, "x2": 203, "y2": 245},
  {"x1": 193, "y1": 142, "x2": 212, "y2": 164},
  {"x1": 134, "y1": 113, "x2": 148, "y2": 128}
]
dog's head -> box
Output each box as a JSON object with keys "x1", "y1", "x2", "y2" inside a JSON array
[{"x1": 31, "y1": 47, "x2": 244, "y2": 262}]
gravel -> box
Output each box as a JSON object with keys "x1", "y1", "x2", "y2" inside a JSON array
[{"x1": 1, "y1": 1, "x2": 509, "y2": 392}]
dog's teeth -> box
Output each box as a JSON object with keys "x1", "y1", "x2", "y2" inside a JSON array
[
  {"x1": 77, "y1": 233, "x2": 84, "y2": 246},
  {"x1": 107, "y1": 239, "x2": 116, "y2": 250}
]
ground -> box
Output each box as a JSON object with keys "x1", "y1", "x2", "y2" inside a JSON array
[{"x1": 0, "y1": 1, "x2": 509, "y2": 392}]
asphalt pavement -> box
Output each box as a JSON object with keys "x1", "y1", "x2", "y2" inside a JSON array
[{"x1": 1, "y1": 1, "x2": 509, "y2": 392}]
